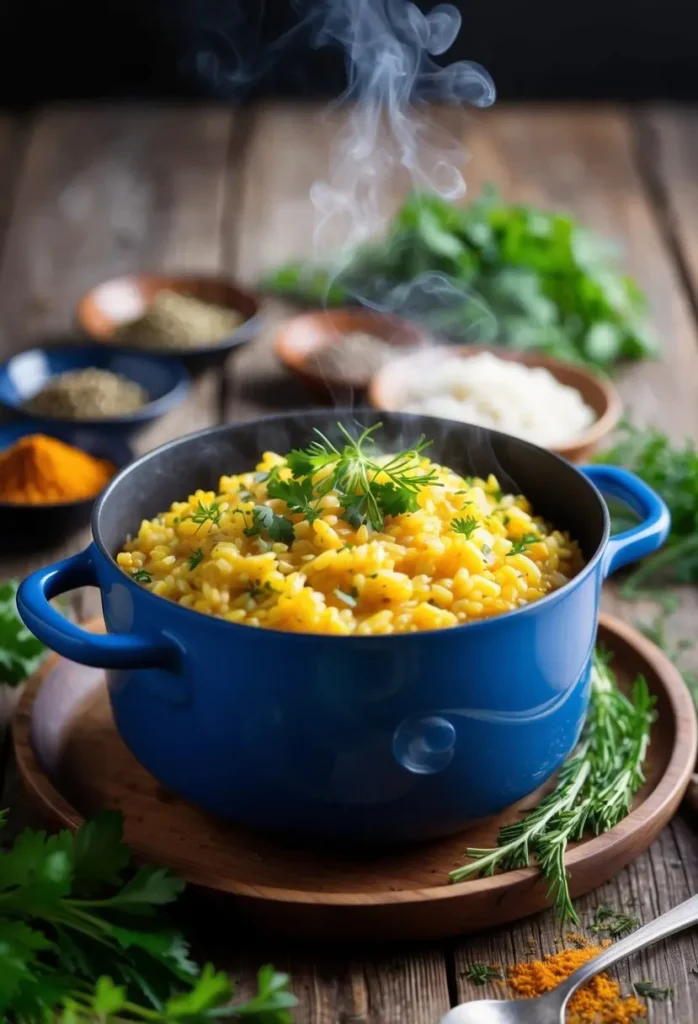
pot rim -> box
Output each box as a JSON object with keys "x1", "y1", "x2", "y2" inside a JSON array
[{"x1": 92, "y1": 408, "x2": 611, "y2": 641}]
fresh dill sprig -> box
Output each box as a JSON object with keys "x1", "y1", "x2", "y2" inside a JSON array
[
  {"x1": 449, "y1": 651, "x2": 656, "y2": 922},
  {"x1": 283, "y1": 422, "x2": 438, "y2": 532},
  {"x1": 184, "y1": 500, "x2": 221, "y2": 529}
]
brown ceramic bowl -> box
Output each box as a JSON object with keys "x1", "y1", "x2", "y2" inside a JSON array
[
  {"x1": 273, "y1": 309, "x2": 428, "y2": 396},
  {"x1": 368, "y1": 344, "x2": 622, "y2": 463},
  {"x1": 76, "y1": 274, "x2": 261, "y2": 371}
]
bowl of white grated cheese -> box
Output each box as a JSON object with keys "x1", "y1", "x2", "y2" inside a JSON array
[{"x1": 368, "y1": 345, "x2": 622, "y2": 462}]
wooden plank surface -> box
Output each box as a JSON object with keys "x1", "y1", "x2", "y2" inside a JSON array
[{"x1": 1, "y1": 103, "x2": 698, "y2": 1023}]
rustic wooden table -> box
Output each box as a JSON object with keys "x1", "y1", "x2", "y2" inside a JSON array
[{"x1": 1, "y1": 102, "x2": 698, "y2": 1023}]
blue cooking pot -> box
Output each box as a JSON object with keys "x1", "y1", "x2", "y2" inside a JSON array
[{"x1": 18, "y1": 412, "x2": 669, "y2": 843}]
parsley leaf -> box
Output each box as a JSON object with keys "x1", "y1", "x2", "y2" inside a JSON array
[
  {"x1": 507, "y1": 533, "x2": 539, "y2": 555},
  {"x1": 266, "y1": 470, "x2": 321, "y2": 521},
  {"x1": 188, "y1": 548, "x2": 204, "y2": 571},
  {"x1": 0, "y1": 580, "x2": 46, "y2": 688},
  {"x1": 243, "y1": 505, "x2": 295, "y2": 544},
  {"x1": 451, "y1": 516, "x2": 479, "y2": 538}
]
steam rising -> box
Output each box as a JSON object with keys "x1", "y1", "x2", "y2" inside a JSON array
[{"x1": 306, "y1": 0, "x2": 494, "y2": 258}]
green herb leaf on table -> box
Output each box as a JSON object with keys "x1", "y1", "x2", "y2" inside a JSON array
[
  {"x1": 0, "y1": 810, "x2": 296, "y2": 1022},
  {"x1": 261, "y1": 189, "x2": 657, "y2": 368},
  {"x1": 633, "y1": 980, "x2": 673, "y2": 1001},
  {"x1": 591, "y1": 904, "x2": 640, "y2": 938},
  {"x1": 463, "y1": 963, "x2": 503, "y2": 986},
  {"x1": 0, "y1": 580, "x2": 46, "y2": 688},
  {"x1": 449, "y1": 651, "x2": 656, "y2": 922}
]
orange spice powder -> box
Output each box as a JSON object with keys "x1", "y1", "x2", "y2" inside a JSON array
[
  {"x1": 508, "y1": 944, "x2": 646, "y2": 1023},
  {"x1": 0, "y1": 434, "x2": 115, "y2": 504}
]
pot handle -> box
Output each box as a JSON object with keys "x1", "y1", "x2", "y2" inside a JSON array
[
  {"x1": 17, "y1": 547, "x2": 181, "y2": 670},
  {"x1": 580, "y1": 464, "x2": 671, "y2": 578}
]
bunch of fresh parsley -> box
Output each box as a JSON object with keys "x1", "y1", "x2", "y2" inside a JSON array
[
  {"x1": 0, "y1": 810, "x2": 296, "y2": 1022},
  {"x1": 261, "y1": 189, "x2": 657, "y2": 367}
]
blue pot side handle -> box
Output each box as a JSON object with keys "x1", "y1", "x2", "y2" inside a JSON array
[
  {"x1": 17, "y1": 547, "x2": 180, "y2": 670},
  {"x1": 580, "y1": 464, "x2": 671, "y2": 578}
]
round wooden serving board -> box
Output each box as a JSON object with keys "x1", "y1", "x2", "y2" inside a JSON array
[{"x1": 13, "y1": 614, "x2": 697, "y2": 943}]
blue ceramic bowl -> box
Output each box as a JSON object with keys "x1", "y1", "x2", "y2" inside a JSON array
[
  {"x1": 0, "y1": 345, "x2": 190, "y2": 438},
  {"x1": 0, "y1": 420, "x2": 132, "y2": 554},
  {"x1": 17, "y1": 412, "x2": 670, "y2": 842}
]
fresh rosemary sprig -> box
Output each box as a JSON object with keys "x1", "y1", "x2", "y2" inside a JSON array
[
  {"x1": 449, "y1": 651, "x2": 656, "y2": 921},
  {"x1": 281, "y1": 423, "x2": 438, "y2": 532}
]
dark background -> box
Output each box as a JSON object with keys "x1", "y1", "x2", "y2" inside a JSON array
[{"x1": 1, "y1": 0, "x2": 695, "y2": 108}]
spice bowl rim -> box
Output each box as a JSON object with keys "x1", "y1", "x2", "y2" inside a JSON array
[
  {"x1": 0, "y1": 419, "x2": 133, "y2": 510},
  {"x1": 0, "y1": 343, "x2": 192, "y2": 429},
  {"x1": 367, "y1": 343, "x2": 623, "y2": 463},
  {"x1": 273, "y1": 308, "x2": 430, "y2": 393},
  {"x1": 76, "y1": 272, "x2": 263, "y2": 358}
]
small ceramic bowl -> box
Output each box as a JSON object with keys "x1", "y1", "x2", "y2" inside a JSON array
[
  {"x1": 368, "y1": 344, "x2": 622, "y2": 463},
  {"x1": 76, "y1": 274, "x2": 261, "y2": 371},
  {"x1": 0, "y1": 420, "x2": 132, "y2": 553},
  {"x1": 0, "y1": 345, "x2": 190, "y2": 439},
  {"x1": 273, "y1": 309, "x2": 427, "y2": 395}
]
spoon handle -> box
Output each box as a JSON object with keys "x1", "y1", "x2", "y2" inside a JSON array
[{"x1": 558, "y1": 893, "x2": 698, "y2": 1002}]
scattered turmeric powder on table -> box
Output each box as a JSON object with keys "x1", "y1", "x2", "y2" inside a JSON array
[
  {"x1": 508, "y1": 943, "x2": 646, "y2": 1023},
  {"x1": 0, "y1": 434, "x2": 115, "y2": 504}
]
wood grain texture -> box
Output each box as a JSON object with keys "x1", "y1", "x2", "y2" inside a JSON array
[{"x1": 448, "y1": 105, "x2": 698, "y2": 1023}]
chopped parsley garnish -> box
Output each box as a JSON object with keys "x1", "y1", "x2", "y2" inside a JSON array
[
  {"x1": 280, "y1": 422, "x2": 438, "y2": 532},
  {"x1": 241, "y1": 505, "x2": 294, "y2": 544},
  {"x1": 266, "y1": 471, "x2": 321, "y2": 521},
  {"x1": 451, "y1": 516, "x2": 479, "y2": 538},
  {"x1": 131, "y1": 569, "x2": 152, "y2": 584},
  {"x1": 507, "y1": 533, "x2": 539, "y2": 555},
  {"x1": 188, "y1": 548, "x2": 204, "y2": 571},
  {"x1": 247, "y1": 581, "x2": 277, "y2": 600}
]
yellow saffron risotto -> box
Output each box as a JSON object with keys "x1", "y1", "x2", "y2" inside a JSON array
[{"x1": 117, "y1": 445, "x2": 584, "y2": 635}]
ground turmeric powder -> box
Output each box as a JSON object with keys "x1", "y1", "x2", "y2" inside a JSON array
[
  {"x1": 508, "y1": 944, "x2": 646, "y2": 1023},
  {"x1": 0, "y1": 434, "x2": 115, "y2": 504}
]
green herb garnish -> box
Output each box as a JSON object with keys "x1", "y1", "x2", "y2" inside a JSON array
[
  {"x1": 507, "y1": 533, "x2": 539, "y2": 556},
  {"x1": 131, "y1": 569, "x2": 152, "y2": 584},
  {"x1": 0, "y1": 579, "x2": 46, "y2": 688},
  {"x1": 0, "y1": 810, "x2": 296, "y2": 1021},
  {"x1": 185, "y1": 500, "x2": 221, "y2": 529},
  {"x1": 238, "y1": 505, "x2": 294, "y2": 545},
  {"x1": 188, "y1": 549, "x2": 203, "y2": 571},
  {"x1": 266, "y1": 471, "x2": 321, "y2": 521},
  {"x1": 450, "y1": 651, "x2": 656, "y2": 922},
  {"x1": 283, "y1": 423, "x2": 438, "y2": 532},
  {"x1": 591, "y1": 904, "x2": 640, "y2": 937},
  {"x1": 633, "y1": 981, "x2": 673, "y2": 1001},
  {"x1": 451, "y1": 516, "x2": 479, "y2": 538},
  {"x1": 463, "y1": 963, "x2": 503, "y2": 986},
  {"x1": 261, "y1": 189, "x2": 656, "y2": 367}
]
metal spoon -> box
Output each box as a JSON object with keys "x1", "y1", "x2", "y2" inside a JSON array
[{"x1": 441, "y1": 893, "x2": 698, "y2": 1023}]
